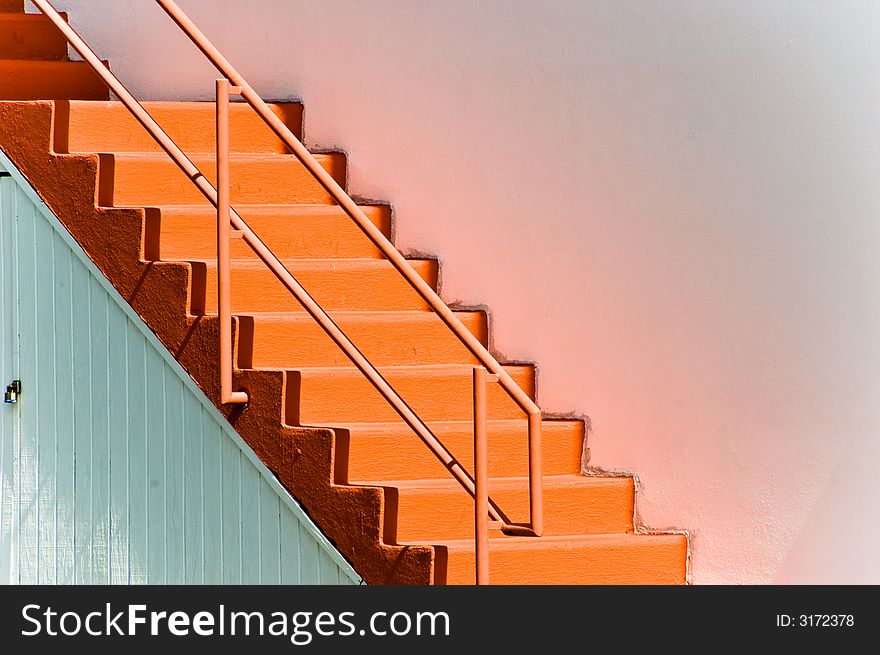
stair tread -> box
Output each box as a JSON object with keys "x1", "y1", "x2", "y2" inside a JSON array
[
  {"x1": 413, "y1": 532, "x2": 683, "y2": 548},
  {"x1": 358, "y1": 474, "x2": 629, "y2": 490},
  {"x1": 111, "y1": 151, "x2": 336, "y2": 161},
  {"x1": 0, "y1": 57, "x2": 96, "y2": 65},
  {"x1": 67, "y1": 99, "x2": 300, "y2": 110},
  {"x1": 195, "y1": 260, "x2": 433, "y2": 278},
  {"x1": 195, "y1": 257, "x2": 417, "y2": 266},
  {"x1": 295, "y1": 363, "x2": 530, "y2": 374},
  {"x1": 0, "y1": 12, "x2": 63, "y2": 22},
  {"x1": 333, "y1": 417, "x2": 578, "y2": 429},
  {"x1": 156, "y1": 203, "x2": 382, "y2": 213},
  {"x1": 244, "y1": 310, "x2": 464, "y2": 321},
  {"x1": 195, "y1": 258, "x2": 434, "y2": 274}
]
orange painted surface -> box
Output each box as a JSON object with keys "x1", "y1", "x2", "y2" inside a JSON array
[
  {"x1": 104, "y1": 152, "x2": 346, "y2": 206},
  {"x1": 438, "y1": 534, "x2": 688, "y2": 585},
  {"x1": 200, "y1": 258, "x2": 438, "y2": 313},
  {"x1": 57, "y1": 100, "x2": 303, "y2": 154},
  {"x1": 0, "y1": 16, "x2": 689, "y2": 584},
  {"x1": 154, "y1": 205, "x2": 390, "y2": 260},
  {"x1": 341, "y1": 419, "x2": 584, "y2": 481},
  {"x1": 296, "y1": 364, "x2": 535, "y2": 424},
  {"x1": 0, "y1": 13, "x2": 69, "y2": 60},
  {"x1": 247, "y1": 310, "x2": 484, "y2": 368},
  {"x1": 383, "y1": 475, "x2": 635, "y2": 541},
  {"x1": 0, "y1": 60, "x2": 109, "y2": 100},
  {"x1": 0, "y1": 1, "x2": 23, "y2": 12}
]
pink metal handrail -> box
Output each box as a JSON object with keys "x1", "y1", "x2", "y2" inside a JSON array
[
  {"x1": 32, "y1": 0, "x2": 545, "y2": 581},
  {"x1": 154, "y1": 0, "x2": 543, "y2": 540},
  {"x1": 31, "y1": 0, "x2": 502, "y2": 519}
]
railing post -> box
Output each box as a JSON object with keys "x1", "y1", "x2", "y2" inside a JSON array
[
  {"x1": 216, "y1": 78, "x2": 247, "y2": 405},
  {"x1": 473, "y1": 367, "x2": 494, "y2": 585},
  {"x1": 528, "y1": 411, "x2": 544, "y2": 536}
]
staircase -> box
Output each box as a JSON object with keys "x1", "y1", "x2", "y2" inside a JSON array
[{"x1": 0, "y1": 1, "x2": 688, "y2": 584}]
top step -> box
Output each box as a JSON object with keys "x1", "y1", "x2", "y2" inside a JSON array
[
  {"x1": 0, "y1": 1, "x2": 23, "y2": 13},
  {"x1": 56, "y1": 100, "x2": 304, "y2": 154}
]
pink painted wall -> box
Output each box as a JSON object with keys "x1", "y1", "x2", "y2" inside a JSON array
[{"x1": 45, "y1": 0, "x2": 880, "y2": 583}]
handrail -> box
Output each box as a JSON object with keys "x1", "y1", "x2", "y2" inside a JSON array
[
  {"x1": 154, "y1": 0, "x2": 543, "y2": 538},
  {"x1": 32, "y1": 0, "x2": 546, "y2": 582},
  {"x1": 31, "y1": 0, "x2": 509, "y2": 523}
]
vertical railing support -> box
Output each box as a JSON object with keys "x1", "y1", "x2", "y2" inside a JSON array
[
  {"x1": 216, "y1": 78, "x2": 247, "y2": 405},
  {"x1": 528, "y1": 409, "x2": 544, "y2": 536},
  {"x1": 473, "y1": 367, "x2": 496, "y2": 585}
]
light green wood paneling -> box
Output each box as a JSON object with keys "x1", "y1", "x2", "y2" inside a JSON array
[{"x1": 0, "y1": 157, "x2": 360, "y2": 585}]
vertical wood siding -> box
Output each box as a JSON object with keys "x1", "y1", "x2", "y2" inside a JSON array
[{"x1": 0, "y1": 165, "x2": 360, "y2": 585}]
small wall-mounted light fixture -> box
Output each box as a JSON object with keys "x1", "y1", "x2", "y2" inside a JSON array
[{"x1": 4, "y1": 380, "x2": 21, "y2": 405}]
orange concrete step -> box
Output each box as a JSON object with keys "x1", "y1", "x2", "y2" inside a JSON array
[
  {"x1": 0, "y1": 60, "x2": 109, "y2": 100},
  {"x1": 201, "y1": 258, "x2": 438, "y2": 313},
  {"x1": 246, "y1": 310, "x2": 485, "y2": 368},
  {"x1": 295, "y1": 364, "x2": 535, "y2": 423},
  {"x1": 154, "y1": 204, "x2": 390, "y2": 260},
  {"x1": 57, "y1": 100, "x2": 303, "y2": 154},
  {"x1": 0, "y1": 1, "x2": 22, "y2": 12},
  {"x1": 434, "y1": 533, "x2": 688, "y2": 585},
  {"x1": 103, "y1": 152, "x2": 345, "y2": 206},
  {"x1": 377, "y1": 475, "x2": 634, "y2": 541},
  {"x1": 0, "y1": 13, "x2": 68, "y2": 60},
  {"x1": 339, "y1": 419, "x2": 584, "y2": 481}
]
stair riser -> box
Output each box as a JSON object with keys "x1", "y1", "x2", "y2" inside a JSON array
[
  {"x1": 343, "y1": 421, "x2": 583, "y2": 481},
  {"x1": 391, "y1": 478, "x2": 634, "y2": 541},
  {"x1": 0, "y1": 15, "x2": 68, "y2": 60},
  {"x1": 0, "y1": 60, "x2": 109, "y2": 100},
  {"x1": 201, "y1": 260, "x2": 437, "y2": 313},
  {"x1": 296, "y1": 366, "x2": 535, "y2": 423},
  {"x1": 58, "y1": 101, "x2": 303, "y2": 154},
  {"x1": 250, "y1": 314, "x2": 484, "y2": 368},
  {"x1": 103, "y1": 154, "x2": 345, "y2": 206},
  {"x1": 157, "y1": 206, "x2": 390, "y2": 260},
  {"x1": 441, "y1": 535, "x2": 688, "y2": 585}
]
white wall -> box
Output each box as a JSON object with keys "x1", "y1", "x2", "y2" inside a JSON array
[{"x1": 43, "y1": 0, "x2": 880, "y2": 584}]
